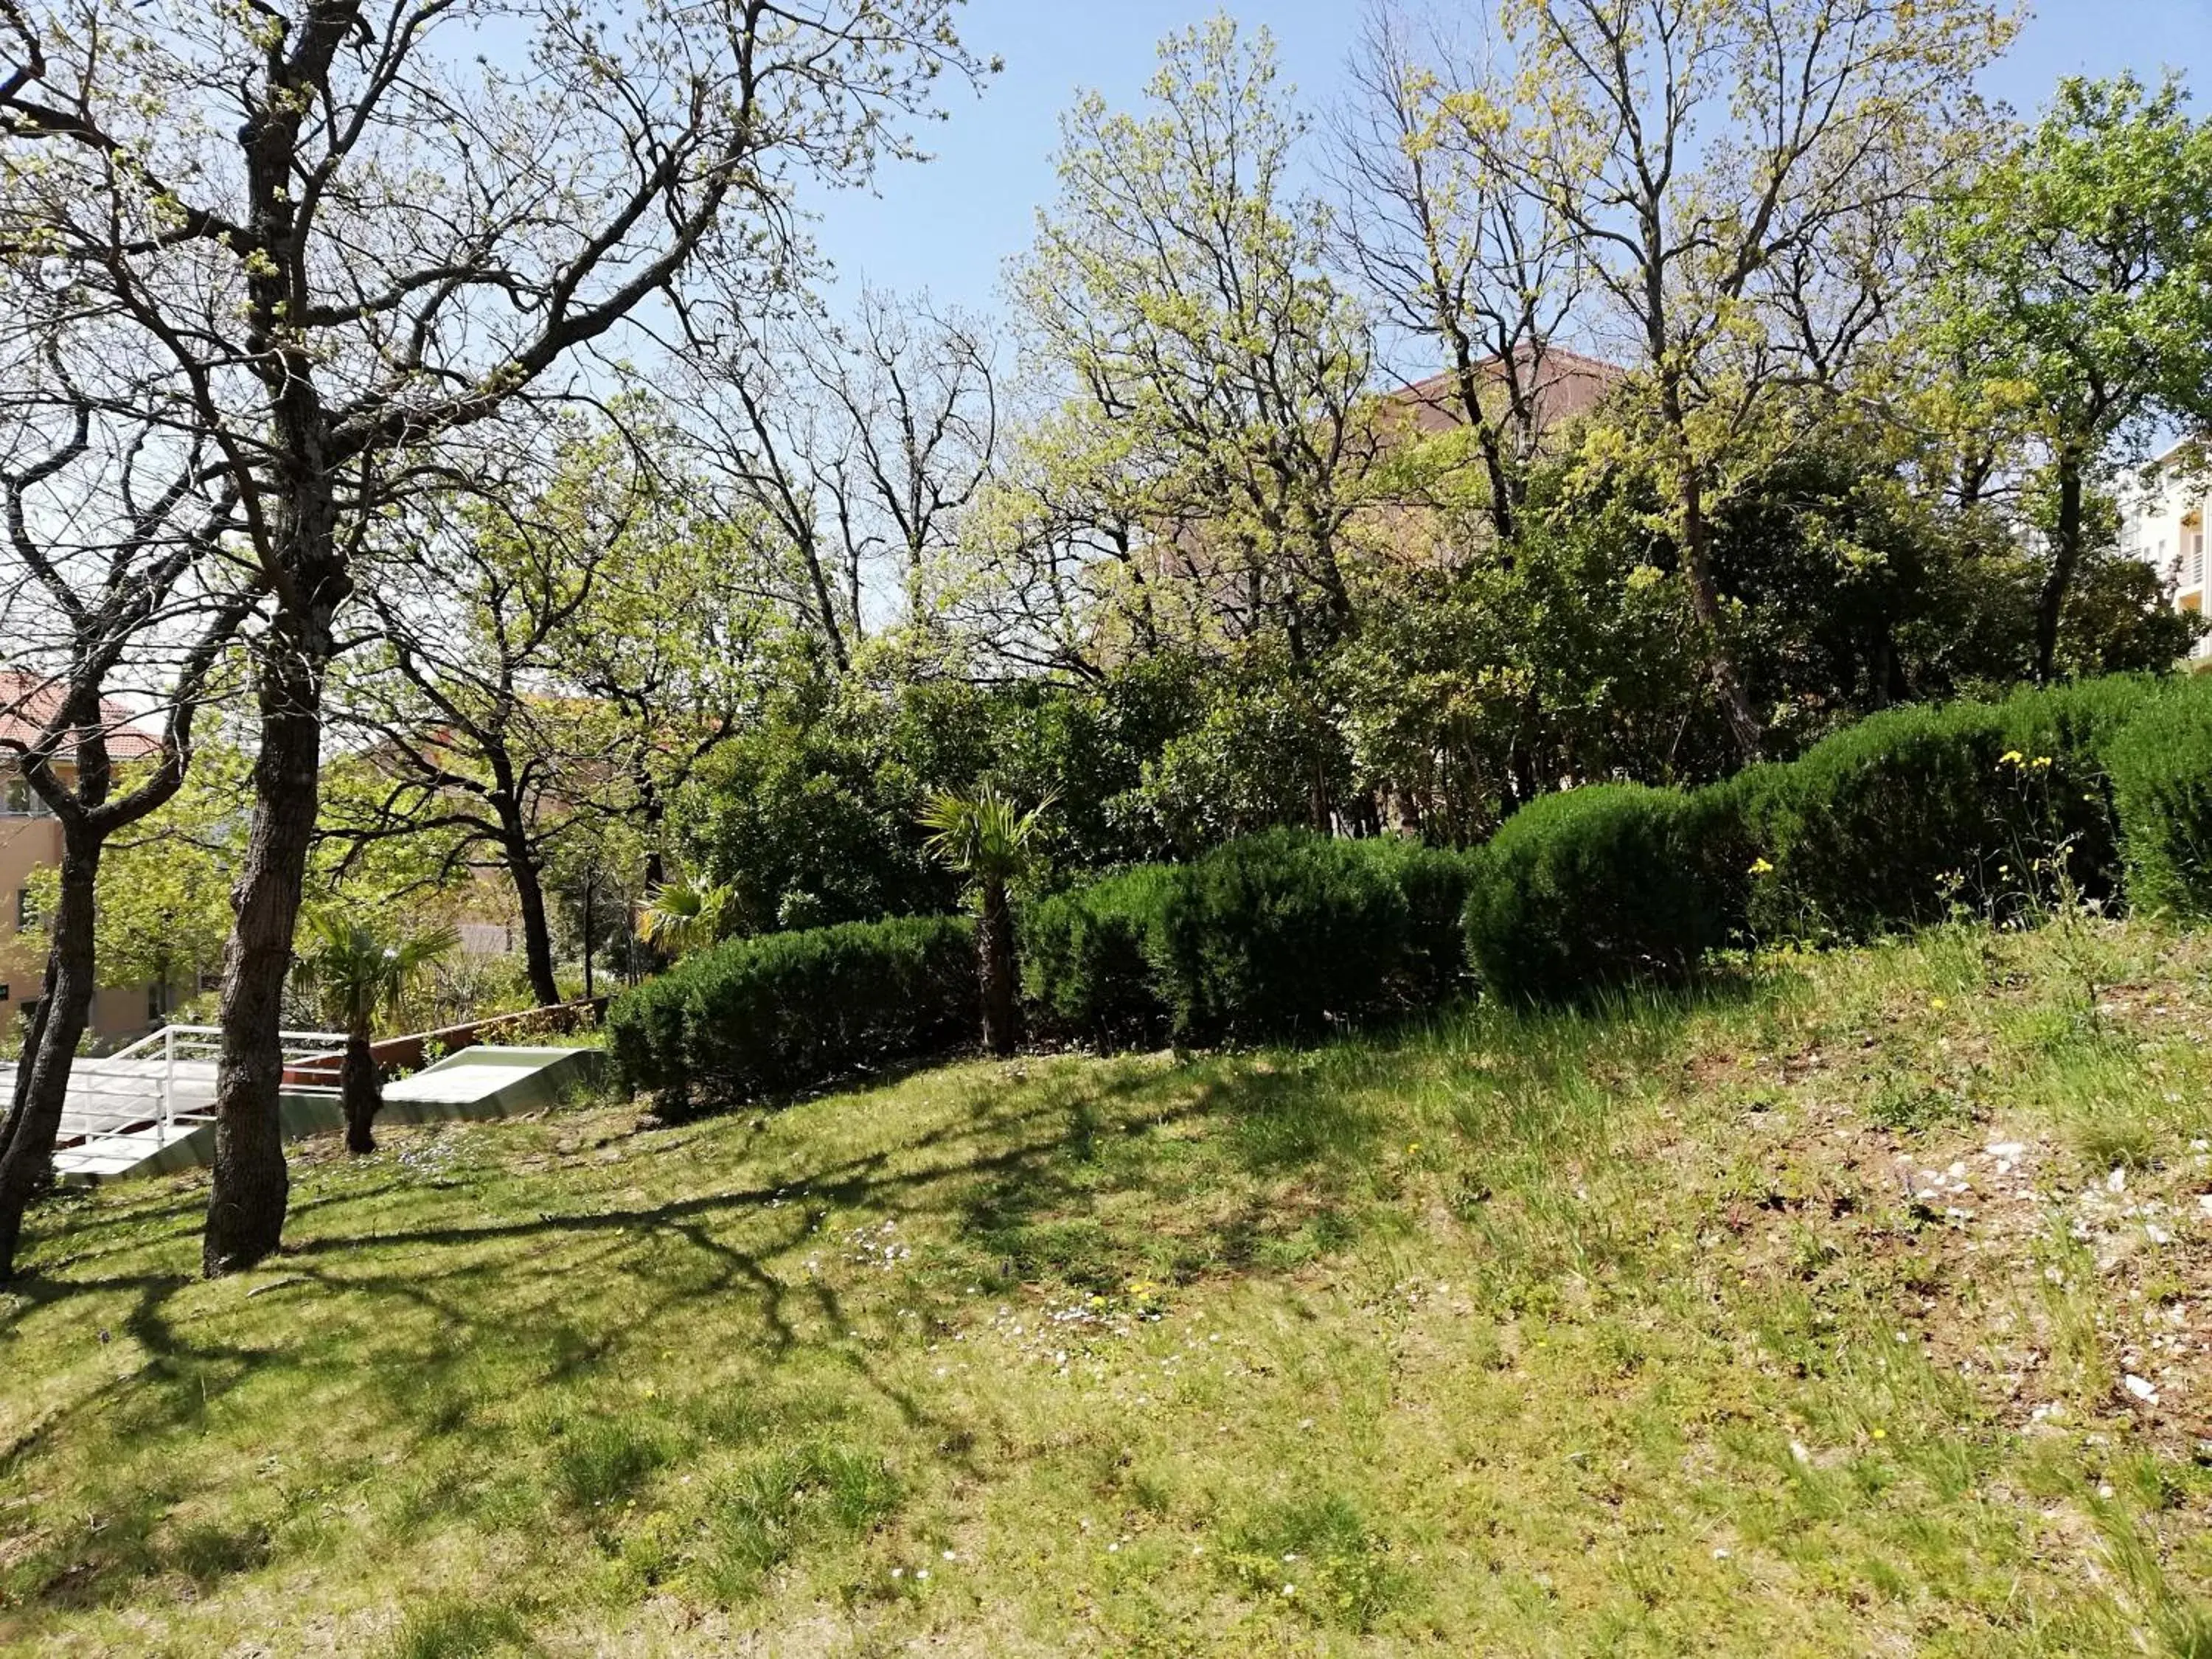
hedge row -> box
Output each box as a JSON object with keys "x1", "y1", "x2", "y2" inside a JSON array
[
  {"x1": 1469, "y1": 672, "x2": 2212, "y2": 1001},
  {"x1": 1020, "y1": 830, "x2": 1475, "y2": 1046},
  {"x1": 608, "y1": 673, "x2": 2212, "y2": 1106},
  {"x1": 605, "y1": 914, "x2": 975, "y2": 1113}
]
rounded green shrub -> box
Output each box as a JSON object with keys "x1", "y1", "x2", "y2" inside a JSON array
[
  {"x1": 1020, "y1": 830, "x2": 1455, "y2": 1048},
  {"x1": 1462, "y1": 784, "x2": 1731, "y2": 1003},
  {"x1": 1147, "y1": 830, "x2": 1415, "y2": 1042},
  {"x1": 606, "y1": 914, "x2": 975, "y2": 1113},
  {"x1": 2106, "y1": 674, "x2": 2212, "y2": 919},
  {"x1": 1734, "y1": 700, "x2": 2116, "y2": 941},
  {"x1": 1352, "y1": 836, "x2": 1478, "y2": 1002},
  {"x1": 1018, "y1": 866, "x2": 1176, "y2": 1048}
]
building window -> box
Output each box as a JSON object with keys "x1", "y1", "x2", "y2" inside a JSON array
[{"x1": 1, "y1": 774, "x2": 28, "y2": 817}]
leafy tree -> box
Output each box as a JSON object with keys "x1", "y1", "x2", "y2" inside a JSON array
[
  {"x1": 21, "y1": 737, "x2": 254, "y2": 1023},
  {"x1": 919, "y1": 787, "x2": 1053, "y2": 1057},
  {"x1": 0, "y1": 0, "x2": 992, "y2": 1273},
  {"x1": 334, "y1": 425, "x2": 762, "y2": 1007},
  {"x1": 1919, "y1": 74, "x2": 2212, "y2": 681},
  {"x1": 291, "y1": 915, "x2": 459, "y2": 1155},
  {"x1": 1500, "y1": 0, "x2": 2013, "y2": 757},
  {"x1": 1011, "y1": 18, "x2": 1377, "y2": 683}
]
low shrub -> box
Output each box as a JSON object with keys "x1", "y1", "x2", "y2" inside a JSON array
[
  {"x1": 1733, "y1": 700, "x2": 2116, "y2": 941},
  {"x1": 606, "y1": 914, "x2": 975, "y2": 1113},
  {"x1": 1019, "y1": 866, "x2": 1177, "y2": 1048},
  {"x1": 1462, "y1": 784, "x2": 1731, "y2": 1003},
  {"x1": 1354, "y1": 837, "x2": 1479, "y2": 1003},
  {"x1": 1023, "y1": 831, "x2": 1467, "y2": 1048},
  {"x1": 2105, "y1": 675, "x2": 2212, "y2": 919},
  {"x1": 1149, "y1": 830, "x2": 1413, "y2": 1042}
]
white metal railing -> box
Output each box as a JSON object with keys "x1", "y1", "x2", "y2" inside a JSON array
[{"x1": 0, "y1": 1025, "x2": 349, "y2": 1169}]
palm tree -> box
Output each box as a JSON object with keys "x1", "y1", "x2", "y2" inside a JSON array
[
  {"x1": 636, "y1": 874, "x2": 737, "y2": 959},
  {"x1": 919, "y1": 787, "x2": 1054, "y2": 1057},
  {"x1": 293, "y1": 914, "x2": 460, "y2": 1155}
]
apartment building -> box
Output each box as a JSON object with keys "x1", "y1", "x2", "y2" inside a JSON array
[{"x1": 2118, "y1": 437, "x2": 2212, "y2": 664}]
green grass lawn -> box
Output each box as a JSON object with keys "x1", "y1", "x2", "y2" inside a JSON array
[{"x1": 4, "y1": 921, "x2": 2212, "y2": 1655}]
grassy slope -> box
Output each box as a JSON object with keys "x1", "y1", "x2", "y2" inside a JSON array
[{"x1": 2, "y1": 922, "x2": 2211, "y2": 1657}]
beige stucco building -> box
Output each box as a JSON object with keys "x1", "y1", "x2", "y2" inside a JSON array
[{"x1": 0, "y1": 676, "x2": 169, "y2": 1043}]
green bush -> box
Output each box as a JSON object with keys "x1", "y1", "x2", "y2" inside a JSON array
[
  {"x1": 607, "y1": 914, "x2": 975, "y2": 1113},
  {"x1": 1733, "y1": 699, "x2": 2116, "y2": 941},
  {"x1": 1023, "y1": 831, "x2": 1469, "y2": 1048},
  {"x1": 2106, "y1": 675, "x2": 2212, "y2": 919},
  {"x1": 1354, "y1": 837, "x2": 1478, "y2": 1001},
  {"x1": 1462, "y1": 785, "x2": 1732, "y2": 1003},
  {"x1": 1019, "y1": 867, "x2": 1176, "y2": 1048},
  {"x1": 1149, "y1": 830, "x2": 1414, "y2": 1042}
]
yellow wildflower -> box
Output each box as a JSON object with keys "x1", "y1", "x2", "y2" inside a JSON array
[
  {"x1": 1998, "y1": 751, "x2": 2025, "y2": 768},
  {"x1": 1749, "y1": 857, "x2": 1775, "y2": 876}
]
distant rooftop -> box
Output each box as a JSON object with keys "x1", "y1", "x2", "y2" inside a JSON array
[
  {"x1": 0, "y1": 670, "x2": 164, "y2": 762},
  {"x1": 1379, "y1": 347, "x2": 1627, "y2": 440}
]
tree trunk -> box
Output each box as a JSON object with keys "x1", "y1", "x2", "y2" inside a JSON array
[
  {"x1": 340, "y1": 1029, "x2": 380, "y2": 1155},
  {"x1": 1677, "y1": 463, "x2": 1764, "y2": 762},
  {"x1": 0, "y1": 833, "x2": 100, "y2": 1281},
  {"x1": 978, "y1": 877, "x2": 1018, "y2": 1059},
  {"x1": 2036, "y1": 451, "x2": 2084, "y2": 686},
  {"x1": 507, "y1": 835, "x2": 561, "y2": 1008},
  {"x1": 581, "y1": 871, "x2": 595, "y2": 1002},
  {"x1": 204, "y1": 608, "x2": 334, "y2": 1276}
]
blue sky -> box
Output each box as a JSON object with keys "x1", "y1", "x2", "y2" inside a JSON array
[{"x1": 811, "y1": 0, "x2": 2212, "y2": 317}]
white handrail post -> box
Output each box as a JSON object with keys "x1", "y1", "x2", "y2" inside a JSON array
[{"x1": 161, "y1": 1025, "x2": 175, "y2": 1147}]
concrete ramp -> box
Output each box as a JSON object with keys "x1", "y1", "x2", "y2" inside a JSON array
[
  {"x1": 282, "y1": 1045, "x2": 603, "y2": 1140},
  {"x1": 4, "y1": 1037, "x2": 599, "y2": 1185}
]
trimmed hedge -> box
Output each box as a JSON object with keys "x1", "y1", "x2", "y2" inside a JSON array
[
  {"x1": 1149, "y1": 830, "x2": 1414, "y2": 1042},
  {"x1": 1728, "y1": 698, "x2": 2122, "y2": 942},
  {"x1": 1022, "y1": 830, "x2": 1475, "y2": 1046},
  {"x1": 2106, "y1": 675, "x2": 2212, "y2": 920},
  {"x1": 607, "y1": 914, "x2": 975, "y2": 1113},
  {"x1": 1358, "y1": 835, "x2": 1484, "y2": 1003},
  {"x1": 1019, "y1": 866, "x2": 1177, "y2": 1049},
  {"x1": 616, "y1": 674, "x2": 2212, "y2": 1099},
  {"x1": 1462, "y1": 785, "x2": 1734, "y2": 1004},
  {"x1": 1462, "y1": 672, "x2": 2208, "y2": 1001}
]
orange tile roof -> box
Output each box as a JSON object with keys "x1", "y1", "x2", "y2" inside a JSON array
[{"x1": 0, "y1": 670, "x2": 164, "y2": 762}]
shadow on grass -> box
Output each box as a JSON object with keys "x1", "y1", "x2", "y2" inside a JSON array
[{"x1": 0, "y1": 978, "x2": 1754, "y2": 1621}]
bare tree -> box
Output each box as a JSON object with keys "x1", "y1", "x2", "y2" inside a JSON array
[
  {"x1": 1499, "y1": 0, "x2": 2009, "y2": 759},
  {"x1": 1330, "y1": 1, "x2": 1587, "y2": 544},
  {"x1": 684, "y1": 309, "x2": 869, "y2": 672},
  {"x1": 0, "y1": 0, "x2": 992, "y2": 1273},
  {"x1": 682, "y1": 288, "x2": 1001, "y2": 672},
  {"x1": 0, "y1": 321, "x2": 254, "y2": 1279},
  {"x1": 805, "y1": 287, "x2": 999, "y2": 627}
]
